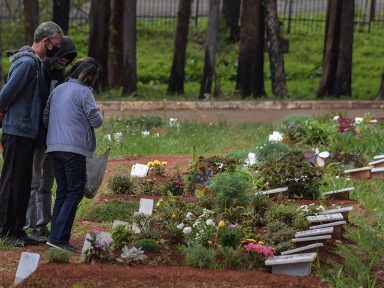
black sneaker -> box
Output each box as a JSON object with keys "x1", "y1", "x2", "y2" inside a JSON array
[
  {"x1": 30, "y1": 230, "x2": 48, "y2": 243},
  {"x1": 20, "y1": 234, "x2": 40, "y2": 246}
]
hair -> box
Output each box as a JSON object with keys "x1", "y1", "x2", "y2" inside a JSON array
[
  {"x1": 34, "y1": 21, "x2": 63, "y2": 43},
  {"x1": 67, "y1": 57, "x2": 101, "y2": 88}
]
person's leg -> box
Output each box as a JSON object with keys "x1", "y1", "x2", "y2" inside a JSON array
[{"x1": 49, "y1": 152, "x2": 85, "y2": 245}]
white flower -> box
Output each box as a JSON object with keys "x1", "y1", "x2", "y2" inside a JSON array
[
  {"x1": 176, "y1": 223, "x2": 184, "y2": 229},
  {"x1": 333, "y1": 115, "x2": 340, "y2": 121},
  {"x1": 318, "y1": 205, "x2": 325, "y2": 211},
  {"x1": 183, "y1": 227, "x2": 192, "y2": 234},
  {"x1": 142, "y1": 130, "x2": 150, "y2": 136},
  {"x1": 104, "y1": 134, "x2": 112, "y2": 141},
  {"x1": 185, "y1": 212, "x2": 193, "y2": 220},
  {"x1": 355, "y1": 117, "x2": 363, "y2": 124},
  {"x1": 113, "y1": 132, "x2": 123, "y2": 142},
  {"x1": 206, "y1": 219, "x2": 215, "y2": 227},
  {"x1": 370, "y1": 119, "x2": 378, "y2": 123}
]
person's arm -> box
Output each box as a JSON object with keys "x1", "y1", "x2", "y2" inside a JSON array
[
  {"x1": 43, "y1": 92, "x2": 52, "y2": 128},
  {"x1": 82, "y1": 90, "x2": 103, "y2": 128},
  {"x1": 0, "y1": 59, "x2": 36, "y2": 113}
]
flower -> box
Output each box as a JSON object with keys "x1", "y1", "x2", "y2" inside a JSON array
[
  {"x1": 183, "y1": 227, "x2": 192, "y2": 234},
  {"x1": 162, "y1": 161, "x2": 168, "y2": 166},
  {"x1": 218, "y1": 220, "x2": 225, "y2": 228},
  {"x1": 172, "y1": 213, "x2": 176, "y2": 219},
  {"x1": 206, "y1": 219, "x2": 215, "y2": 227},
  {"x1": 185, "y1": 212, "x2": 193, "y2": 220},
  {"x1": 176, "y1": 223, "x2": 184, "y2": 229}
]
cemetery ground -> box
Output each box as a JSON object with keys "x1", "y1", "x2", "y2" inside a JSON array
[{"x1": 1, "y1": 112, "x2": 384, "y2": 287}]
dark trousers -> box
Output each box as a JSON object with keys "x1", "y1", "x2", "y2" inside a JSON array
[
  {"x1": 49, "y1": 151, "x2": 86, "y2": 245},
  {"x1": 0, "y1": 133, "x2": 35, "y2": 236}
]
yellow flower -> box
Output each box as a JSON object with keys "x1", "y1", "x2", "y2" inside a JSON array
[
  {"x1": 146, "y1": 161, "x2": 153, "y2": 167},
  {"x1": 171, "y1": 213, "x2": 176, "y2": 219},
  {"x1": 258, "y1": 240, "x2": 264, "y2": 245},
  {"x1": 218, "y1": 220, "x2": 225, "y2": 228},
  {"x1": 161, "y1": 161, "x2": 168, "y2": 166},
  {"x1": 154, "y1": 160, "x2": 160, "y2": 165}
]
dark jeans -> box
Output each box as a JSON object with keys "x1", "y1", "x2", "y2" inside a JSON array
[
  {"x1": 0, "y1": 134, "x2": 35, "y2": 236},
  {"x1": 49, "y1": 151, "x2": 86, "y2": 245}
]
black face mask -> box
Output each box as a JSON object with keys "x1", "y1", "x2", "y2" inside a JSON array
[{"x1": 45, "y1": 44, "x2": 59, "y2": 58}]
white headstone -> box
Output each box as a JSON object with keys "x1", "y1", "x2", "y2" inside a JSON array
[
  {"x1": 139, "y1": 198, "x2": 154, "y2": 215},
  {"x1": 344, "y1": 166, "x2": 372, "y2": 174},
  {"x1": 368, "y1": 159, "x2": 384, "y2": 166},
  {"x1": 130, "y1": 164, "x2": 149, "y2": 178},
  {"x1": 265, "y1": 253, "x2": 317, "y2": 276},
  {"x1": 292, "y1": 235, "x2": 332, "y2": 243},
  {"x1": 14, "y1": 252, "x2": 40, "y2": 285},
  {"x1": 256, "y1": 187, "x2": 288, "y2": 196},
  {"x1": 245, "y1": 153, "x2": 257, "y2": 166},
  {"x1": 306, "y1": 213, "x2": 344, "y2": 223},
  {"x1": 322, "y1": 187, "x2": 354, "y2": 196},
  {"x1": 319, "y1": 206, "x2": 353, "y2": 215},
  {"x1": 373, "y1": 155, "x2": 384, "y2": 160},
  {"x1": 82, "y1": 232, "x2": 112, "y2": 254},
  {"x1": 112, "y1": 220, "x2": 130, "y2": 229},
  {"x1": 371, "y1": 167, "x2": 384, "y2": 173},
  {"x1": 309, "y1": 220, "x2": 347, "y2": 230},
  {"x1": 281, "y1": 243, "x2": 323, "y2": 256},
  {"x1": 295, "y1": 227, "x2": 334, "y2": 238}
]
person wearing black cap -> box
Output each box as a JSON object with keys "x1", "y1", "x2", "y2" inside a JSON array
[{"x1": 26, "y1": 36, "x2": 77, "y2": 242}]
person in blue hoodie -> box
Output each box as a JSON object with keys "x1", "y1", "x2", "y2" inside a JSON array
[
  {"x1": 44, "y1": 57, "x2": 103, "y2": 252},
  {"x1": 0, "y1": 21, "x2": 63, "y2": 247},
  {"x1": 26, "y1": 36, "x2": 77, "y2": 241}
]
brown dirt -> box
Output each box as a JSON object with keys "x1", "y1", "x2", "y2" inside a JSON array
[{"x1": 0, "y1": 155, "x2": 354, "y2": 287}]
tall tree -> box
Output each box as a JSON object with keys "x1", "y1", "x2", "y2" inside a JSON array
[
  {"x1": 237, "y1": 0, "x2": 265, "y2": 98},
  {"x1": 53, "y1": 0, "x2": 70, "y2": 34},
  {"x1": 199, "y1": 0, "x2": 220, "y2": 99},
  {"x1": 88, "y1": 0, "x2": 111, "y2": 90},
  {"x1": 167, "y1": 0, "x2": 192, "y2": 95},
  {"x1": 222, "y1": 0, "x2": 241, "y2": 43},
  {"x1": 317, "y1": 0, "x2": 355, "y2": 98},
  {"x1": 122, "y1": 0, "x2": 137, "y2": 96},
  {"x1": 376, "y1": 74, "x2": 384, "y2": 100},
  {"x1": 264, "y1": 0, "x2": 288, "y2": 98},
  {"x1": 109, "y1": 0, "x2": 124, "y2": 88},
  {"x1": 24, "y1": 0, "x2": 38, "y2": 44}
]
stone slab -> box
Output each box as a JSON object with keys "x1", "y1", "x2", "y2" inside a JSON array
[
  {"x1": 256, "y1": 187, "x2": 288, "y2": 196},
  {"x1": 292, "y1": 235, "x2": 332, "y2": 243},
  {"x1": 369, "y1": 159, "x2": 384, "y2": 166},
  {"x1": 266, "y1": 253, "x2": 317, "y2": 276},
  {"x1": 295, "y1": 227, "x2": 334, "y2": 238},
  {"x1": 319, "y1": 206, "x2": 353, "y2": 215},
  {"x1": 306, "y1": 213, "x2": 344, "y2": 223},
  {"x1": 322, "y1": 187, "x2": 354, "y2": 196},
  {"x1": 14, "y1": 252, "x2": 40, "y2": 285},
  {"x1": 281, "y1": 243, "x2": 323, "y2": 256},
  {"x1": 344, "y1": 167, "x2": 372, "y2": 174},
  {"x1": 130, "y1": 164, "x2": 149, "y2": 178},
  {"x1": 309, "y1": 220, "x2": 347, "y2": 230},
  {"x1": 139, "y1": 198, "x2": 154, "y2": 215},
  {"x1": 373, "y1": 155, "x2": 384, "y2": 160},
  {"x1": 265, "y1": 252, "x2": 317, "y2": 265}
]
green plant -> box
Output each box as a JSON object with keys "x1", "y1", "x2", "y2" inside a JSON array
[
  {"x1": 107, "y1": 174, "x2": 136, "y2": 195},
  {"x1": 138, "y1": 178, "x2": 156, "y2": 194},
  {"x1": 82, "y1": 232, "x2": 115, "y2": 263},
  {"x1": 274, "y1": 241, "x2": 294, "y2": 255},
  {"x1": 133, "y1": 239, "x2": 158, "y2": 252},
  {"x1": 160, "y1": 173, "x2": 185, "y2": 196},
  {"x1": 182, "y1": 243, "x2": 216, "y2": 269},
  {"x1": 205, "y1": 156, "x2": 240, "y2": 174},
  {"x1": 218, "y1": 246, "x2": 243, "y2": 269},
  {"x1": 46, "y1": 248, "x2": 71, "y2": 263},
  {"x1": 119, "y1": 246, "x2": 147, "y2": 265},
  {"x1": 82, "y1": 199, "x2": 137, "y2": 222},
  {"x1": 132, "y1": 213, "x2": 157, "y2": 239},
  {"x1": 111, "y1": 225, "x2": 135, "y2": 250},
  {"x1": 243, "y1": 241, "x2": 274, "y2": 270},
  {"x1": 265, "y1": 203, "x2": 308, "y2": 229},
  {"x1": 250, "y1": 194, "x2": 272, "y2": 219},
  {"x1": 222, "y1": 206, "x2": 247, "y2": 224},
  {"x1": 263, "y1": 222, "x2": 296, "y2": 245},
  {"x1": 255, "y1": 141, "x2": 292, "y2": 162},
  {"x1": 211, "y1": 171, "x2": 254, "y2": 211},
  {"x1": 218, "y1": 226, "x2": 243, "y2": 249}
]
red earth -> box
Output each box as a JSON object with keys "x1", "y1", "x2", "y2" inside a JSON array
[{"x1": 0, "y1": 155, "x2": 359, "y2": 287}]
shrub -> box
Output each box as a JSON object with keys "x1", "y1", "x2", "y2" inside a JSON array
[
  {"x1": 46, "y1": 248, "x2": 71, "y2": 263},
  {"x1": 205, "y1": 156, "x2": 240, "y2": 174},
  {"x1": 120, "y1": 246, "x2": 147, "y2": 265},
  {"x1": 111, "y1": 225, "x2": 135, "y2": 250},
  {"x1": 107, "y1": 174, "x2": 136, "y2": 195},
  {"x1": 211, "y1": 171, "x2": 254, "y2": 211},
  {"x1": 218, "y1": 226, "x2": 243, "y2": 249},
  {"x1": 83, "y1": 200, "x2": 137, "y2": 222},
  {"x1": 278, "y1": 114, "x2": 312, "y2": 143},
  {"x1": 132, "y1": 213, "x2": 157, "y2": 240},
  {"x1": 265, "y1": 204, "x2": 308, "y2": 229},
  {"x1": 134, "y1": 239, "x2": 158, "y2": 252},
  {"x1": 160, "y1": 173, "x2": 185, "y2": 196},
  {"x1": 255, "y1": 141, "x2": 292, "y2": 162},
  {"x1": 218, "y1": 246, "x2": 243, "y2": 269},
  {"x1": 182, "y1": 243, "x2": 216, "y2": 269},
  {"x1": 263, "y1": 222, "x2": 296, "y2": 245},
  {"x1": 274, "y1": 241, "x2": 294, "y2": 255},
  {"x1": 222, "y1": 206, "x2": 247, "y2": 224},
  {"x1": 250, "y1": 194, "x2": 272, "y2": 219}
]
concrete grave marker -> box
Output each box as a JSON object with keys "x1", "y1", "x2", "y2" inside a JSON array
[
  {"x1": 373, "y1": 155, "x2": 384, "y2": 160},
  {"x1": 319, "y1": 206, "x2": 353, "y2": 222},
  {"x1": 295, "y1": 227, "x2": 334, "y2": 238},
  {"x1": 14, "y1": 252, "x2": 40, "y2": 285},
  {"x1": 281, "y1": 243, "x2": 323, "y2": 256},
  {"x1": 132, "y1": 198, "x2": 154, "y2": 234},
  {"x1": 323, "y1": 187, "x2": 354, "y2": 200},
  {"x1": 307, "y1": 213, "x2": 344, "y2": 223},
  {"x1": 265, "y1": 252, "x2": 317, "y2": 276},
  {"x1": 82, "y1": 232, "x2": 112, "y2": 254},
  {"x1": 371, "y1": 167, "x2": 384, "y2": 180},
  {"x1": 344, "y1": 166, "x2": 372, "y2": 180},
  {"x1": 256, "y1": 187, "x2": 288, "y2": 196},
  {"x1": 245, "y1": 153, "x2": 257, "y2": 166},
  {"x1": 310, "y1": 220, "x2": 347, "y2": 240},
  {"x1": 130, "y1": 164, "x2": 149, "y2": 178},
  {"x1": 369, "y1": 159, "x2": 384, "y2": 168},
  {"x1": 292, "y1": 235, "x2": 332, "y2": 243}
]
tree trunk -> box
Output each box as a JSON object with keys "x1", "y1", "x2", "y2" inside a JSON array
[
  {"x1": 317, "y1": 0, "x2": 354, "y2": 98},
  {"x1": 376, "y1": 73, "x2": 384, "y2": 100},
  {"x1": 24, "y1": 0, "x2": 38, "y2": 44},
  {"x1": 199, "y1": 0, "x2": 220, "y2": 99},
  {"x1": 222, "y1": 0, "x2": 241, "y2": 43},
  {"x1": 237, "y1": 0, "x2": 265, "y2": 98},
  {"x1": 122, "y1": 0, "x2": 137, "y2": 96},
  {"x1": 167, "y1": 0, "x2": 192, "y2": 95},
  {"x1": 53, "y1": 0, "x2": 70, "y2": 34},
  {"x1": 264, "y1": 0, "x2": 288, "y2": 98},
  {"x1": 88, "y1": 0, "x2": 110, "y2": 91},
  {"x1": 109, "y1": 0, "x2": 124, "y2": 88}
]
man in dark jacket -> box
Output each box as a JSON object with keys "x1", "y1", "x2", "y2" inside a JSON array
[
  {"x1": 0, "y1": 21, "x2": 63, "y2": 246},
  {"x1": 26, "y1": 36, "x2": 77, "y2": 241}
]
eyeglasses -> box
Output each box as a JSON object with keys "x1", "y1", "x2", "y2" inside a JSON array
[{"x1": 47, "y1": 38, "x2": 60, "y2": 50}]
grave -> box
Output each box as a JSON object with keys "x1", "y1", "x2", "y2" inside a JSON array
[
  {"x1": 371, "y1": 167, "x2": 384, "y2": 180},
  {"x1": 255, "y1": 187, "x2": 288, "y2": 197},
  {"x1": 373, "y1": 155, "x2": 384, "y2": 160},
  {"x1": 344, "y1": 166, "x2": 372, "y2": 180},
  {"x1": 132, "y1": 198, "x2": 154, "y2": 234},
  {"x1": 130, "y1": 164, "x2": 149, "y2": 178},
  {"x1": 309, "y1": 220, "x2": 347, "y2": 240},
  {"x1": 14, "y1": 252, "x2": 40, "y2": 285},
  {"x1": 319, "y1": 206, "x2": 353, "y2": 222},
  {"x1": 295, "y1": 227, "x2": 334, "y2": 238},
  {"x1": 368, "y1": 159, "x2": 384, "y2": 168},
  {"x1": 281, "y1": 243, "x2": 323, "y2": 256},
  {"x1": 245, "y1": 152, "x2": 257, "y2": 166},
  {"x1": 265, "y1": 252, "x2": 317, "y2": 276},
  {"x1": 82, "y1": 232, "x2": 112, "y2": 254},
  {"x1": 291, "y1": 235, "x2": 332, "y2": 248},
  {"x1": 322, "y1": 187, "x2": 354, "y2": 200},
  {"x1": 306, "y1": 213, "x2": 344, "y2": 223}
]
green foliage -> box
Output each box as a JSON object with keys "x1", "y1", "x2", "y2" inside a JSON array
[
  {"x1": 107, "y1": 174, "x2": 136, "y2": 195},
  {"x1": 132, "y1": 213, "x2": 158, "y2": 240},
  {"x1": 111, "y1": 225, "x2": 135, "y2": 250},
  {"x1": 262, "y1": 222, "x2": 296, "y2": 246},
  {"x1": 45, "y1": 248, "x2": 71, "y2": 263},
  {"x1": 274, "y1": 241, "x2": 294, "y2": 255},
  {"x1": 211, "y1": 171, "x2": 254, "y2": 211},
  {"x1": 205, "y1": 156, "x2": 240, "y2": 174},
  {"x1": 222, "y1": 206, "x2": 247, "y2": 224},
  {"x1": 250, "y1": 194, "x2": 272, "y2": 219},
  {"x1": 265, "y1": 203, "x2": 308, "y2": 229},
  {"x1": 133, "y1": 239, "x2": 158, "y2": 252},
  {"x1": 218, "y1": 246, "x2": 243, "y2": 269},
  {"x1": 82, "y1": 199, "x2": 137, "y2": 222},
  {"x1": 255, "y1": 141, "x2": 292, "y2": 162},
  {"x1": 260, "y1": 152, "x2": 323, "y2": 199},
  {"x1": 218, "y1": 227, "x2": 243, "y2": 249},
  {"x1": 182, "y1": 243, "x2": 216, "y2": 269}
]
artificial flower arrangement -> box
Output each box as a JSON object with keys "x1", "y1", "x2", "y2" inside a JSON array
[{"x1": 146, "y1": 160, "x2": 167, "y2": 176}]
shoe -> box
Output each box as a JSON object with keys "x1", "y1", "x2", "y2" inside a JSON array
[
  {"x1": 47, "y1": 241, "x2": 75, "y2": 253},
  {"x1": 30, "y1": 230, "x2": 48, "y2": 243},
  {"x1": 20, "y1": 234, "x2": 40, "y2": 246},
  {"x1": 35, "y1": 226, "x2": 50, "y2": 237},
  {"x1": 1, "y1": 235, "x2": 25, "y2": 247}
]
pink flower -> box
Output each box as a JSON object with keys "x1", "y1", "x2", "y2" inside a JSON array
[{"x1": 262, "y1": 246, "x2": 274, "y2": 257}]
